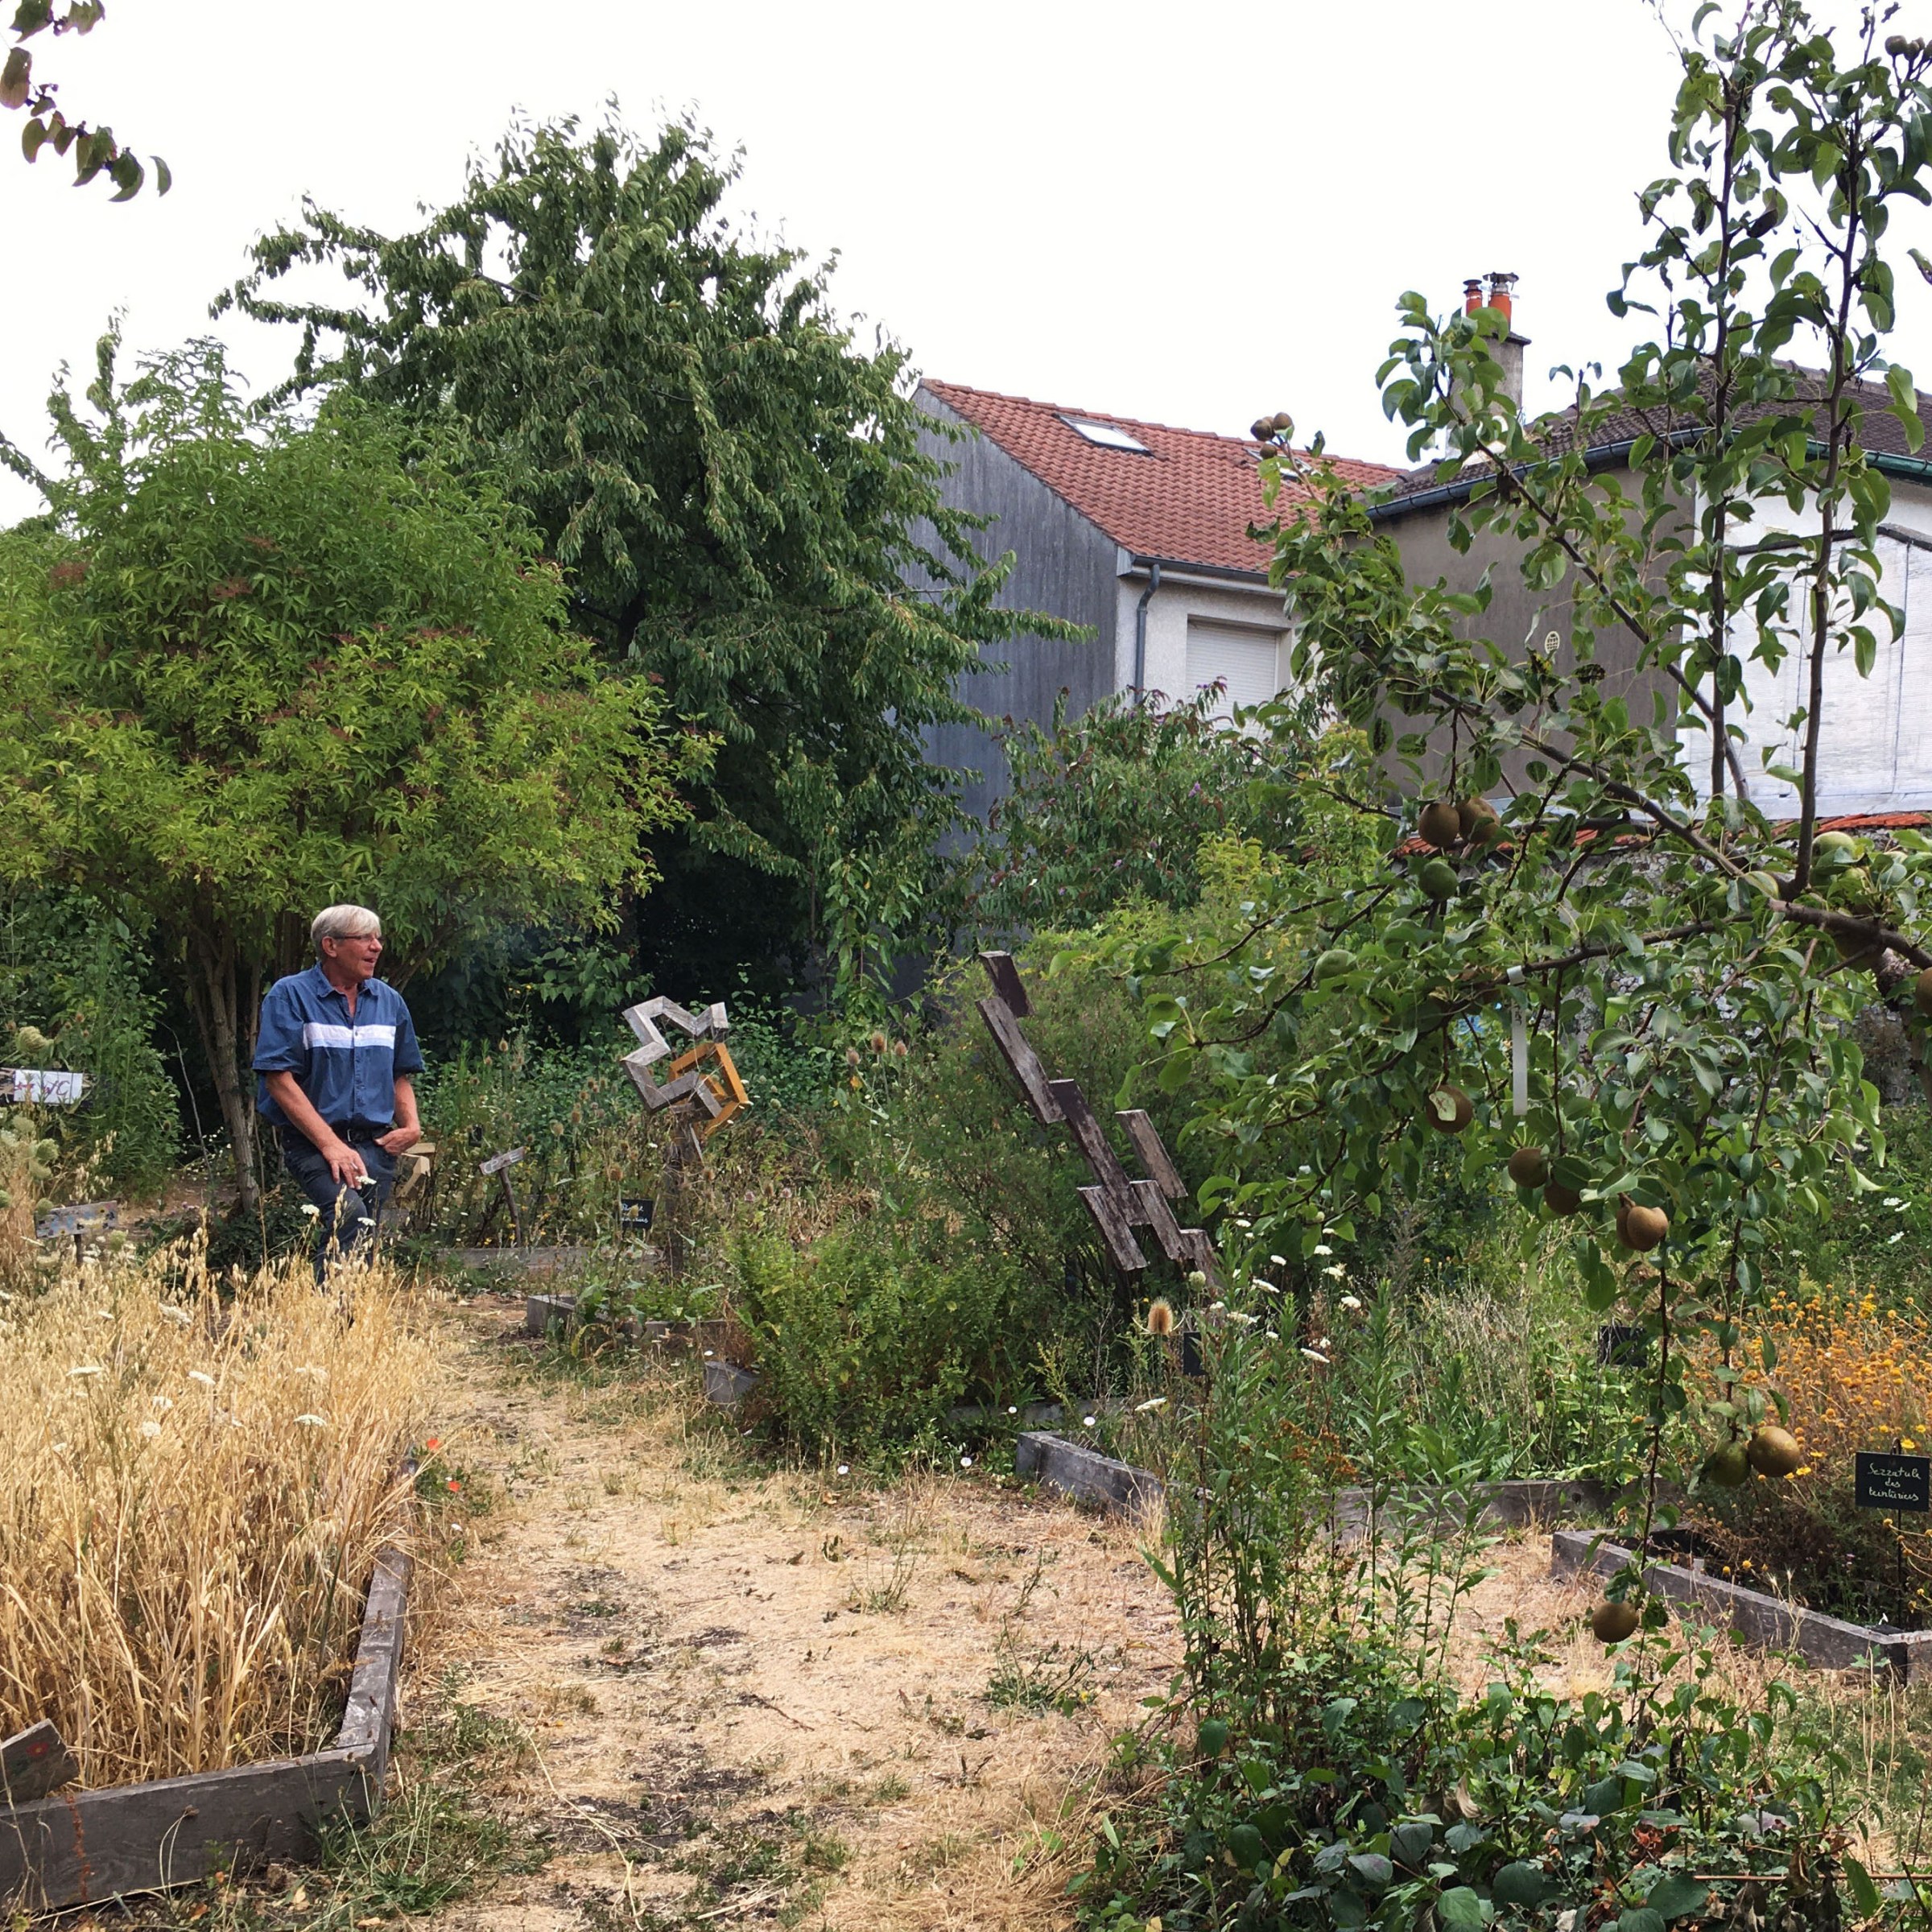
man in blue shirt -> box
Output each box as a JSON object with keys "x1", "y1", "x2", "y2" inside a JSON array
[{"x1": 254, "y1": 904, "x2": 424, "y2": 1278}]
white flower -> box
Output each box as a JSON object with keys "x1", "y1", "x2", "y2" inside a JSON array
[
  {"x1": 1340, "y1": 1294, "x2": 1363, "y2": 1311},
  {"x1": 1323, "y1": 1265, "x2": 1346, "y2": 1279},
  {"x1": 703, "y1": 1349, "x2": 714, "y2": 1357},
  {"x1": 1300, "y1": 1348, "x2": 1331, "y2": 1366},
  {"x1": 960, "y1": 1456, "x2": 973, "y2": 1469},
  {"x1": 1134, "y1": 1397, "x2": 1168, "y2": 1414},
  {"x1": 1269, "y1": 1253, "x2": 1287, "y2": 1267},
  {"x1": 1209, "y1": 1300, "x2": 1227, "y2": 1313},
  {"x1": 1265, "y1": 1330, "x2": 1279, "y2": 1340},
  {"x1": 1884, "y1": 1195, "x2": 1905, "y2": 1208},
  {"x1": 1228, "y1": 1311, "x2": 1258, "y2": 1327},
  {"x1": 1315, "y1": 1335, "x2": 1331, "y2": 1348},
  {"x1": 294, "y1": 1414, "x2": 328, "y2": 1428},
  {"x1": 68, "y1": 1364, "x2": 101, "y2": 1377},
  {"x1": 1082, "y1": 1415, "x2": 1097, "y2": 1428},
  {"x1": 1233, "y1": 1218, "x2": 1252, "y2": 1229},
  {"x1": 1890, "y1": 1230, "x2": 1906, "y2": 1244},
  {"x1": 151, "y1": 1395, "x2": 173, "y2": 1410},
  {"x1": 836, "y1": 1464, "x2": 850, "y2": 1476},
  {"x1": 1311, "y1": 1244, "x2": 1333, "y2": 1257},
  {"x1": 1006, "y1": 1406, "x2": 1018, "y2": 1416},
  {"x1": 139, "y1": 1421, "x2": 161, "y2": 1439},
  {"x1": 299, "y1": 1203, "x2": 320, "y2": 1219},
  {"x1": 159, "y1": 1306, "x2": 192, "y2": 1327},
  {"x1": 188, "y1": 1371, "x2": 215, "y2": 1387}
]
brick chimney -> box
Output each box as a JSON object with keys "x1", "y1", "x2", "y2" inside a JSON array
[{"x1": 1464, "y1": 270, "x2": 1526, "y2": 409}]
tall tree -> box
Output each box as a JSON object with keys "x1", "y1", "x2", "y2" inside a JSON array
[
  {"x1": 0, "y1": 336, "x2": 703, "y2": 1209},
  {"x1": 221, "y1": 114, "x2": 1040, "y2": 1005},
  {"x1": 1105, "y1": 3, "x2": 1932, "y2": 1546}
]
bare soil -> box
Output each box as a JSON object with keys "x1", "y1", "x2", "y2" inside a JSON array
[{"x1": 402, "y1": 1298, "x2": 1184, "y2": 1932}]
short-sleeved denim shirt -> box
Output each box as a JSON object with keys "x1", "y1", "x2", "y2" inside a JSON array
[{"x1": 254, "y1": 964, "x2": 424, "y2": 1131}]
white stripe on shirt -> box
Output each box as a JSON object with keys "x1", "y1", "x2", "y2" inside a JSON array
[{"x1": 300, "y1": 1022, "x2": 398, "y2": 1051}]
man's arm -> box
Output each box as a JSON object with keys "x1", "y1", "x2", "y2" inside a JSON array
[
  {"x1": 376, "y1": 1078, "x2": 421, "y2": 1156},
  {"x1": 265, "y1": 1071, "x2": 368, "y2": 1187}
]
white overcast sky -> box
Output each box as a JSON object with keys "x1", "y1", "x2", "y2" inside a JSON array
[{"x1": 5, "y1": 0, "x2": 1930, "y2": 526}]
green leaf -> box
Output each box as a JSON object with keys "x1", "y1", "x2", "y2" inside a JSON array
[
  {"x1": 0, "y1": 45, "x2": 31, "y2": 109},
  {"x1": 1843, "y1": 1856, "x2": 1881, "y2": 1918},
  {"x1": 1620, "y1": 1912, "x2": 1666, "y2": 1932},
  {"x1": 1645, "y1": 1874, "x2": 1709, "y2": 1919},
  {"x1": 1491, "y1": 1862, "x2": 1546, "y2": 1906},
  {"x1": 151, "y1": 151, "x2": 171, "y2": 195},
  {"x1": 1437, "y1": 1885, "x2": 1488, "y2": 1930},
  {"x1": 1348, "y1": 1852, "x2": 1393, "y2": 1889}
]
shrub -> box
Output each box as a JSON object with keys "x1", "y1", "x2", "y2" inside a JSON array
[
  {"x1": 725, "y1": 1220, "x2": 1042, "y2": 1459},
  {"x1": 969, "y1": 690, "x2": 1316, "y2": 935},
  {"x1": 0, "y1": 889, "x2": 180, "y2": 1199}
]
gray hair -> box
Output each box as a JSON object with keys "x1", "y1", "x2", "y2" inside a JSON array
[{"x1": 312, "y1": 904, "x2": 382, "y2": 953}]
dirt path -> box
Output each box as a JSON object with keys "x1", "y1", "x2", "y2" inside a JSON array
[{"x1": 403, "y1": 1297, "x2": 1182, "y2": 1932}]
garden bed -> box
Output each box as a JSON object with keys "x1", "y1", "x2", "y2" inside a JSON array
[
  {"x1": 1017, "y1": 1430, "x2": 1612, "y2": 1530},
  {"x1": 0, "y1": 1501, "x2": 413, "y2": 1909},
  {"x1": 1551, "y1": 1527, "x2": 1932, "y2": 1678}
]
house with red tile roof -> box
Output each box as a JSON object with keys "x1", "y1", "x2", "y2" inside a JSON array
[{"x1": 914, "y1": 379, "x2": 1402, "y2": 819}]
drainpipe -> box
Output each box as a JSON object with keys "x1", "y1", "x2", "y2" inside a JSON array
[{"x1": 1132, "y1": 560, "x2": 1162, "y2": 708}]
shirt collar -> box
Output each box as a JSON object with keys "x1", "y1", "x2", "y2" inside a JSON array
[{"x1": 304, "y1": 962, "x2": 374, "y2": 1003}]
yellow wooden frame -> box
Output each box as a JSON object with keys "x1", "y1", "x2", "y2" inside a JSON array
[{"x1": 665, "y1": 1039, "x2": 749, "y2": 1141}]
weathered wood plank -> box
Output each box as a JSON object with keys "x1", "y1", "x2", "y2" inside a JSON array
[
  {"x1": 1077, "y1": 1185, "x2": 1147, "y2": 1272},
  {"x1": 1048, "y1": 1082, "x2": 1132, "y2": 1195},
  {"x1": 976, "y1": 951, "x2": 1032, "y2": 1018},
  {"x1": 0, "y1": 1751, "x2": 372, "y2": 1909},
  {"x1": 0, "y1": 1723, "x2": 76, "y2": 1805},
  {"x1": 334, "y1": 1532, "x2": 411, "y2": 1791},
  {"x1": 975, "y1": 997, "x2": 1063, "y2": 1124},
  {"x1": 1117, "y1": 1111, "x2": 1185, "y2": 1199},
  {"x1": 1127, "y1": 1179, "x2": 1189, "y2": 1264},
  {"x1": 1014, "y1": 1431, "x2": 1165, "y2": 1521}
]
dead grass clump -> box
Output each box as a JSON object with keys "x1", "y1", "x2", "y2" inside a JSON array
[{"x1": 0, "y1": 1239, "x2": 436, "y2": 1785}]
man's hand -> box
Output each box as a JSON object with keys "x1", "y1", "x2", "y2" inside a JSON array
[
  {"x1": 376, "y1": 1123, "x2": 421, "y2": 1157},
  {"x1": 323, "y1": 1138, "x2": 369, "y2": 1187}
]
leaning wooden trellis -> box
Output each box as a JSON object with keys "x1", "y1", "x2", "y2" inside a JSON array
[
  {"x1": 0, "y1": 1491, "x2": 413, "y2": 1910},
  {"x1": 974, "y1": 952, "x2": 1219, "y2": 1284}
]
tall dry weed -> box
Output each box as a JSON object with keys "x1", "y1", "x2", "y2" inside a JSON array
[{"x1": 0, "y1": 1240, "x2": 436, "y2": 1785}]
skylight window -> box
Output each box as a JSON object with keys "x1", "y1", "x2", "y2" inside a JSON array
[{"x1": 1060, "y1": 415, "x2": 1150, "y2": 453}]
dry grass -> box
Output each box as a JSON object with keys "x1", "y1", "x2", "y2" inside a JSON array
[{"x1": 0, "y1": 1239, "x2": 436, "y2": 1785}]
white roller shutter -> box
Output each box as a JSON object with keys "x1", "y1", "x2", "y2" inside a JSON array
[{"x1": 1186, "y1": 621, "x2": 1284, "y2": 719}]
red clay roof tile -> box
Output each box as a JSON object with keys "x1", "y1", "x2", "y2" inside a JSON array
[{"x1": 923, "y1": 380, "x2": 1403, "y2": 577}]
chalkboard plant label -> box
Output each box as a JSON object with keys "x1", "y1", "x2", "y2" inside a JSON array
[{"x1": 1855, "y1": 1452, "x2": 1932, "y2": 1514}]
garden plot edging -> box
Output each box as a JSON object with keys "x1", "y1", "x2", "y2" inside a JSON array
[
  {"x1": 0, "y1": 1502, "x2": 415, "y2": 1909},
  {"x1": 1551, "y1": 1527, "x2": 1932, "y2": 1679},
  {"x1": 1018, "y1": 1432, "x2": 1611, "y2": 1534}
]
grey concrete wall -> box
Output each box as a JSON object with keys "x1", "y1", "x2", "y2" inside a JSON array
[
  {"x1": 1374, "y1": 464, "x2": 1680, "y2": 795},
  {"x1": 912, "y1": 388, "x2": 1121, "y2": 824}
]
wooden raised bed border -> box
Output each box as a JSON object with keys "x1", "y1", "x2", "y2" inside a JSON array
[
  {"x1": 1017, "y1": 1431, "x2": 1612, "y2": 1534},
  {"x1": 0, "y1": 1495, "x2": 415, "y2": 1910},
  {"x1": 1552, "y1": 1527, "x2": 1932, "y2": 1680}
]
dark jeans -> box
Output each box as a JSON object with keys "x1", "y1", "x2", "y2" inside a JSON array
[{"x1": 281, "y1": 1129, "x2": 397, "y2": 1281}]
